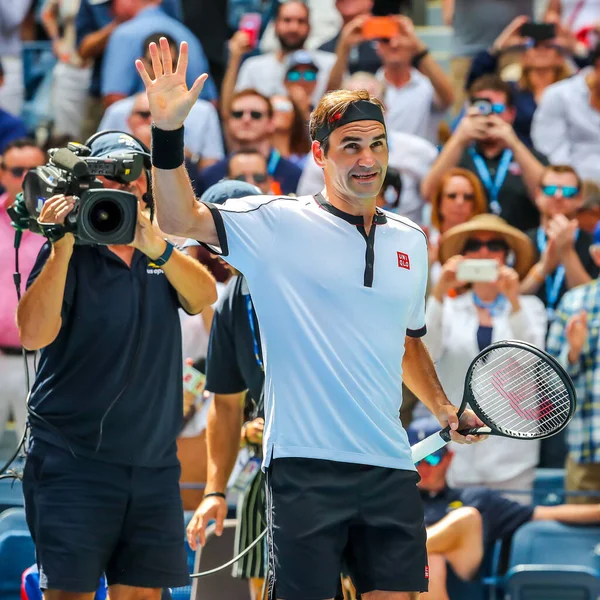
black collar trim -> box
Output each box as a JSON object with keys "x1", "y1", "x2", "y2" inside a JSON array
[{"x1": 314, "y1": 193, "x2": 387, "y2": 226}]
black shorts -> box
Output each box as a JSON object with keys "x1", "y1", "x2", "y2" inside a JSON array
[
  {"x1": 22, "y1": 439, "x2": 189, "y2": 592},
  {"x1": 266, "y1": 458, "x2": 428, "y2": 600}
]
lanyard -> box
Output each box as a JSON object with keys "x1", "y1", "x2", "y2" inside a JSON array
[
  {"x1": 536, "y1": 227, "x2": 580, "y2": 318},
  {"x1": 472, "y1": 292, "x2": 506, "y2": 317},
  {"x1": 468, "y1": 148, "x2": 513, "y2": 216},
  {"x1": 267, "y1": 149, "x2": 280, "y2": 176},
  {"x1": 245, "y1": 294, "x2": 264, "y2": 371}
]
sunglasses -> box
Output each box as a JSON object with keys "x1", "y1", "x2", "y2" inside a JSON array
[
  {"x1": 1, "y1": 165, "x2": 28, "y2": 178},
  {"x1": 286, "y1": 70, "x2": 318, "y2": 83},
  {"x1": 445, "y1": 192, "x2": 476, "y2": 201},
  {"x1": 463, "y1": 238, "x2": 509, "y2": 253},
  {"x1": 542, "y1": 184, "x2": 579, "y2": 199},
  {"x1": 234, "y1": 173, "x2": 268, "y2": 184},
  {"x1": 133, "y1": 110, "x2": 152, "y2": 119},
  {"x1": 416, "y1": 454, "x2": 444, "y2": 467},
  {"x1": 230, "y1": 109, "x2": 266, "y2": 120}
]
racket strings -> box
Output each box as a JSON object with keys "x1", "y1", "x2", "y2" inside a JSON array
[{"x1": 469, "y1": 347, "x2": 572, "y2": 438}]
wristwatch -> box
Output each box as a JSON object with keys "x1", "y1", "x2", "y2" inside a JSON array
[{"x1": 152, "y1": 240, "x2": 174, "y2": 266}]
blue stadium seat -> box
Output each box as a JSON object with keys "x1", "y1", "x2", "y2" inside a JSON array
[
  {"x1": 504, "y1": 565, "x2": 600, "y2": 599},
  {"x1": 0, "y1": 508, "x2": 28, "y2": 535},
  {"x1": 0, "y1": 479, "x2": 24, "y2": 513},
  {"x1": 0, "y1": 530, "x2": 36, "y2": 600},
  {"x1": 532, "y1": 468, "x2": 565, "y2": 506}
]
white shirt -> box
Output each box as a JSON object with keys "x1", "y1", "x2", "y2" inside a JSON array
[
  {"x1": 532, "y1": 68, "x2": 600, "y2": 182},
  {"x1": 235, "y1": 50, "x2": 336, "y2": 107},
  {"x1": 98, "y1": 97, "x2": 225, "y2": 161},
  {"x1": 559, "y1": 0, "x2": 600, "y2": 31},
  {"x1": 296, "y1": 131, "x2": 438, "y2": 224},
  {"x1": 379, "y1": 68, "x2": 445, "y2": 143},
  {"x1": 423, "y1": 293, "x2": 547, "y2": 485},
  {"x1": 202, "y1": 193, "x2": 428, "y2": 471}
]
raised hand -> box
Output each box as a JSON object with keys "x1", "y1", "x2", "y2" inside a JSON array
[
  {"x1": 135, "y1": 37, "x2": 208, "y2": 131},
  {"x1": 566, "y1": 310, "x2": 588, "y2": 362}
]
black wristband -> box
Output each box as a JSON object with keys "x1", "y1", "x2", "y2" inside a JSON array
[
  {"x1": 203, "y1": 492, "x2": 226, "y2": 500},
  {"x1": 151, "y1": 124, "x2": 185, "y2": 170},
  {"x1": 412, "y1": 48, "x2": 430, "y2": 68}
]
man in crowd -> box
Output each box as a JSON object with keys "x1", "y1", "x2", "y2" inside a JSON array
[
  {"x1": 546, "y1": 243, "x2": 600, "y2": 505},
  {"x1": 409, "y1": 419, "x2": 600, "y2": 600},
  {"x1": 139, "y1": 38, "x2": 484, "y2": 600},
  {"x1": 532, "y1": 42, "x2": 600, "y2": 183},
  {"x1": 99, "y1": 34, "x2": 223, "y2": 171},
  {"x1": 101, "y1": 0, "x2": 216, "y2": 108},
  {"x1": 228, "y1": 150, "x2": 275, "y2": 195},
  {"x1": 422, "y1": 75, "x2": 547, "y2": 230},
  {"x1": 17, "y1": 131, "x2": 217, "y2": 599},
  {"x1": 326, "y1": 14, "x2": 454, "y2": 143},
  {"x1": 319, "y1": 0, "x2": 381, "y2": 74},
  {"x1": 521, "y1": 165, "x2": 598, "y2": 320},
  {"x1": 0, "y1": 139, "x2": 46, "y2": 446},
  {"x1": 232, "y1": 1, "x2": 335, "y2": 105},
  {"x1": 196, "y1": 89, "x2": 301, "y2": 195}
]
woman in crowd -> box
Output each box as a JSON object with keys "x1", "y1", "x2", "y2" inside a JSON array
[
  {"x1": 465, "y1": 15, "x2": 575, "y2": 147},
  {"x1": 270, "y1": 94, "x2": 311, "y2": 168},
  {"x1": 423, "y1": 214, "x2": 547, "y2": 501},
  {"x1": 428, "y1": 168, "x2": 488, "y2": 285}
]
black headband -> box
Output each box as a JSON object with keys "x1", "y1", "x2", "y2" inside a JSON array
[{"x1": 313, "y1": 100, "x2": 386, "y2": 143}]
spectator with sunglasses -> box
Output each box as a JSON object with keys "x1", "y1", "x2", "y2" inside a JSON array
[
  {"x1": 283, "y1": 50, "x2": 319, "y2": 119},
  {"x1": 227, "y1": 149, "x2": 275, "y2": 195},
  {"x1": 465, "y1": 16, "x2": 573, "y2": 148},
  {"x1": 532, "y1": 42, "x2": 600, "y2": 183},
  {"x1": 521, "y1": 165, "x2": 598, "y2": 321},
  {"x1": 422, "y1": 75, "x2": 547, "y2": 231},
  {"x1": 196, "y1": 88, "x2": 301, "y2": 196},
  {"x1": 0, "y1": 138, "x2": 47, "y2": 449},
  {"x1": 424, "y1": 215, "x2": 546, "y2": 498},
  {"x1": 409, "y1": 417, "x2": 600, "y2": 600}
]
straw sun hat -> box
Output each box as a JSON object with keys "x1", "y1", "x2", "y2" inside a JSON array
[{"x1": 438, "y1": 214, "x2": 535, "y2": 279}]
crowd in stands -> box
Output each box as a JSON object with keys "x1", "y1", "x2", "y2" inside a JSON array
[{"x1": 0, "y1": 0, "x2": 600, "y2": 598}]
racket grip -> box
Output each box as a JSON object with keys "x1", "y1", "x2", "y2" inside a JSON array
[{"x1": 411, "y1": 430, "x2": 450, "y2": 464}]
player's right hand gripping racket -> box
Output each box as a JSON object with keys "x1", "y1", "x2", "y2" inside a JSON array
[{"x1": 411, "y1": 340, "x2": 577, "y2": 463}]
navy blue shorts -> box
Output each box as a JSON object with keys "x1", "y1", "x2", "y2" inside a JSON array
[
  {"x1": 22, "y1": 439, "x2": 189, "y2": 593},
  {"x1": 266, "y1": 458, "x2": 428, "y2": 600}
]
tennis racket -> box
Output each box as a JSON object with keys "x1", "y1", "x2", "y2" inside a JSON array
[{"x1": 411, "y1": 340, "x2": 576, "y2": 463}]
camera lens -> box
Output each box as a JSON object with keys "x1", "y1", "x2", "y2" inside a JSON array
[{"x1": 89, "y1": 200, "x2": 124, "y2": 234}]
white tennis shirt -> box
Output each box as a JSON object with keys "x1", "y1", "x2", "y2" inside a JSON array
[{"x1": 202, "y1": 193, "x2": 428, "y2": 471}]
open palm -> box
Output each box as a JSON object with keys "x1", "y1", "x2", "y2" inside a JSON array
[{"x1": 135, "y1": 37, "x2": 208, "y2": 131}]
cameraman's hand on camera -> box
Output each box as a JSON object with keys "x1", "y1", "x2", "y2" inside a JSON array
[
  {"x1": 496, "y1": 265, "x2": 520, "y2": 311},
  {"x1": 187, "y1": 494, "x2": 228, "y2": 550},
  {"x1": 454, "y1": 108, "x2": 489, "y2": 146},
  {"x1": 37, "y1": 195, "x2": 76, "y2": 249},
  {"x1": 135, "y1": 37, "x2": 208, "y2": 131},
  {"x1": 129, "y1": 204, "x2": 166, "y2": 259}
]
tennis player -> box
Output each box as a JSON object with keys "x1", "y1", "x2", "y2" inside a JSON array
[{"x1": 138, "y1": 38, "x2": 485, "y2": 600}]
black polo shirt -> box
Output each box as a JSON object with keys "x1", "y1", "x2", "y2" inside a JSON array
[
  {"x1": 525, "y1": 227, "x2": 599, "y2": 307},
  {"x1": 422, "y1": 487, "x2": 534, "y2": 546},
  {"x1": 204, "y1": 275, "x2": 264, "y2": 413},
  {"x1": 458, "y1": 146, "x2": 547, "y2": 230},
  {"x1": 26, "y1": 242, "x2": 184, "y2": 467}
]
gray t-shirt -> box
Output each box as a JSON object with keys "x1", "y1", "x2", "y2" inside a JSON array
[{"x1": 452, "y1": 0, "x2": 534, "y2": 57}]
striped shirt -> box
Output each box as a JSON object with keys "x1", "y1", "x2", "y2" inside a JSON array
[{"x1": 546, "y1": 279, "x2": 600, "y2": 463}]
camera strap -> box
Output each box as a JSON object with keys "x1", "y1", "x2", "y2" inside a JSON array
[{"x1": 468, "y1": 148, "x2": 513, "y2": 216}]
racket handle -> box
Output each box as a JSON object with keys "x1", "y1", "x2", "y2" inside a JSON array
[{"x1": 411, "y1": 429, "x2": 451, "y2": 464}]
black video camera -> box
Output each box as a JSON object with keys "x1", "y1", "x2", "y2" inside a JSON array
[{"x1": 9, "y1": 142, "x2": 142, "y2": 245}]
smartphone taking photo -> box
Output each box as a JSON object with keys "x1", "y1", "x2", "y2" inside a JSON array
[
  {"x1": 519, "y1": 22, "x2": 556, "y2": 42},
  {"x1": 239, "y1": 13, "x2": 261, "y2": 49},
  {"x1": 456, "y1": 259, "x2": 499, "y2": 283},
  {"x1": 362, "y1": 16, "x2": 399, "y2": 40}
]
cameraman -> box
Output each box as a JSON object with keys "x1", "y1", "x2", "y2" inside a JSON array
[{"x1": 16, "y1": 131, "x2": 217, "y2": 599}]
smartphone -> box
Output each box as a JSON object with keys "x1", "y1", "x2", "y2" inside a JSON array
[
  {"x1": 362, "y1": 16, "x2": 399, "y2": 40},
  {"x1": 183, "y1": 363, "x2": 206, "y2": 397},
  {"x1": 456, "y1": 259, "x2": 499, "y2": 283},
  {"x1": 239, "y1": 13, "x2": 261, "y2": 49},
  {"x1": 519, "y1": 22, "x2": 556, "y2": 42}
]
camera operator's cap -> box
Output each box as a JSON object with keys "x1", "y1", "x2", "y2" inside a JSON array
[
  {"x1": 88, "y1": 131, "x2": 151, "y2": 169},
  {"x1": 438, "y1": 214, "x2": 535, "y2": 279},
  {"x1": 407, "y1": 417, "x2": 448, "y2": 460},
  {"x1": 285, "y1": 50, "x2": 319, "y2": 73},
  {"x1": 182, "y1": 180, "x2": 262, "y2": 248}
]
